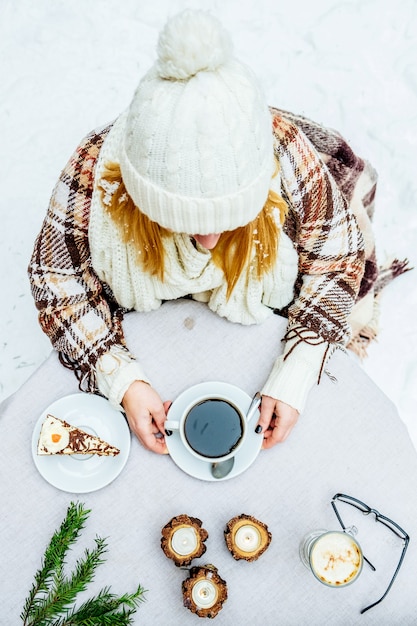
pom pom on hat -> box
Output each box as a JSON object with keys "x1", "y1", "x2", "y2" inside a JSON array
[
  {"x1": 157, "y1": 10, "x2": 233, "y2": 79},
  {"x1": 118, "y1": 9, "x2": 274, "y2": 235}
]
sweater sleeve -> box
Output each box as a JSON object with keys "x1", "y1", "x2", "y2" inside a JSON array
[
  {"x1": 261, "y1": 115, "x2": 366, "y2": 410},
  {"x1": 28, "y1": 125, "x2": 140, "y2": 393}
]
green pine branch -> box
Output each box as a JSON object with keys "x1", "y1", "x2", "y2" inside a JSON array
[
  {"x1": 50, "y1": 584, "x2": 146, "y2": 625},
  {"x1": 20, "y1": 502, "x2": 146, "y2": 626},
  {"x1": 21, "y1": 502, "x2": 90, "y2": 622}
]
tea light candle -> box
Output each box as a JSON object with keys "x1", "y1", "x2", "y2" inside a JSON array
[
  {"x1": 191, "y1": 579, "x2": 219, "y2": 609},
  {"x1": 224, "y1": 514, "x2": 272, "y2": 561},
  {"x1": 161, "y1": 514, "x2": 208, "y2": 567},
  {"x1": 234, "y1": 524, "x2": 262, "y2": 552},
  {"x1": 171, "y1": 526, "x2": 198, "y2": 556},
  {"x1": 182, "y1": 564, "x2": 228, "y2": 618}
]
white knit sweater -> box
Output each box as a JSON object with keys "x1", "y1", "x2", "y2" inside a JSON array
[{"x1": 89, "y1": 114, "x2": 328, "y2": 411}]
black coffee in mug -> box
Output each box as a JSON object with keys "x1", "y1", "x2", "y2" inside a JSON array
[{"x1": 184, "y1": 399, "x2": 243, "y2": 458}]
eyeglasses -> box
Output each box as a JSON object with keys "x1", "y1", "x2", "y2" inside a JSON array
[{"x1": 331, "y1": 493, "x2": 410, "y2": 614}]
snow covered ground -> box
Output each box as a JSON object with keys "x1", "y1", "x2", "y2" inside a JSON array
[{"x1": 1, "y1": 0, "x2": 416, "y2": 447}]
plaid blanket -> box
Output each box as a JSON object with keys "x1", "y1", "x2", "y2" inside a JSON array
[{"x1": 28, "y1": 109, "x2": 409, "y2": 390}]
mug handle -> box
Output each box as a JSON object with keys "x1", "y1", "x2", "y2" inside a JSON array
[{"x1": 164, "y1": 419, "x2": 180, "y2": 430}]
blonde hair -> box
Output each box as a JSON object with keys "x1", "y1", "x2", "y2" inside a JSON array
[{"x1": 99, "y1": 161, "x2": 288, "y2": 299}]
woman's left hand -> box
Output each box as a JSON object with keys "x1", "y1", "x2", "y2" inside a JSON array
[{"x1": 256, "y1": 395, "x2": 299, "y2": 448}]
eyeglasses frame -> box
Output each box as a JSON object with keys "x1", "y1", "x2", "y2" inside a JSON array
[{"x1": 331, "y1": 492, "x2": 410, "y2": 614}]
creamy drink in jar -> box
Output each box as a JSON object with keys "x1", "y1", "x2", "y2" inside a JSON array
[{"x1": 300, "y1": 530, "x2": 363, "y2": 587}]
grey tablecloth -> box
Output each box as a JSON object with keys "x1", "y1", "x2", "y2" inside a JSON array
[{"x1": 1, "y1": 300, "x2": 416, "y2": 625}]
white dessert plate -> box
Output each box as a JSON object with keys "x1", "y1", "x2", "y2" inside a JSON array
[
  {"x1": 32, "y1": 393, "x2": 131, "y2": 493},
  {"x1": 165, "y1": 381, "x2": 263, "y2": 481}
]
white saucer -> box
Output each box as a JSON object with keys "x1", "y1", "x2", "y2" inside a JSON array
[
  {"x1": 32, "y1": 393, "x2": 131, "y2": 493},
  {"x1": 165, "y1": 382, "x2": 263, "y2": 481}
]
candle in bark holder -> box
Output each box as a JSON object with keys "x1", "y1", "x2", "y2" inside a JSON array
[
  {"x1": 182, "y1": 564, "x2": 228, "y2": 618},
  {"x1": 161, "y1": 514, "x2": 208, "y2": 567},
  {"x1": 224, "y1": 513, "x2": 272, "y2": 561}
]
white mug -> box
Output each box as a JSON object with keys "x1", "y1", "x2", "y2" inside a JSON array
[{"x1": 165, "y1": 394, "x2": 248, "y2": 463}]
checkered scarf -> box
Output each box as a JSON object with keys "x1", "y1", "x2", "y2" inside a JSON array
[{"x1": 28, "y1": 110, "x2": 409, "y2": 390}]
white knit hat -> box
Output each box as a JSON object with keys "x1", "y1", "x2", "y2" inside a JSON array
[{"x1": 119, "y1": 9, "x2": 274, "y2": 235}]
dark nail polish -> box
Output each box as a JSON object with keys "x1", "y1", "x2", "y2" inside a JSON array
[
  {"x1": 165, "y1": 430, "x2": 172, "y2": 436},
  {"x1": 255, "y1": 425, "x2": 262, "y2": 434}
]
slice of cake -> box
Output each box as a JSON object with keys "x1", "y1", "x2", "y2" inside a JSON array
[{"x1": 37, "y1": 414, "x2": 120, "y2": 456}]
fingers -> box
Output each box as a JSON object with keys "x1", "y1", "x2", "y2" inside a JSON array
[
  {"x1": 139, "y1": 427, "x2": 169, "y2": 455},
  {"x1": 139, "y1": 400, "x2": 173, "y2": 454},
  {"x1": 125, "y1": 408, "x2": 165, "y2": 454},
  {"x1": 255, "y1": 396, "x2": 299, "y2": 449},
  {"x1": 143, "y1": 402, "x2": 173, "y2": 454},
  {"x1": 256, "y1": 395, "x2": 276, "y2": 433},
  {"x1": 122, "y1": 382, "x2": 174, "y2": 454},
  {"x1": 151, "y1": 402, "x2": 169, "y2": 433},
  {"x1": 262, "y1": 417, "x2": 293, "y2": 448}
]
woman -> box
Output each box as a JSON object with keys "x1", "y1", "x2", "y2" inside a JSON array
[{"x1": 29, "y1": 9, "x2": 390, "y2": 455}]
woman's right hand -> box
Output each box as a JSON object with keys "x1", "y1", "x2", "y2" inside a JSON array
[{"x1": 122, "y1": 380, "x2": 171, "y2": 454}]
